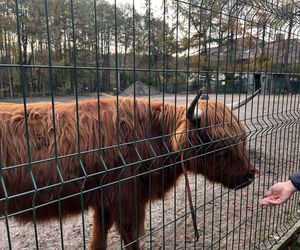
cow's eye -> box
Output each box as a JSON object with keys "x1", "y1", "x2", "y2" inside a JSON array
[{"x1": 202, "y1": 131, "x2": 213, "y2": 144}]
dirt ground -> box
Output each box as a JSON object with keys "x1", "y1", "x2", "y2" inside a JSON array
[{"x1": 1, "y1": 93, "x2": 300, "y2": 249}]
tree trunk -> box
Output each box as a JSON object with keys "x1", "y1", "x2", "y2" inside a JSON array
[
  {"x1": 3, "y1": 0, "x2": 12, "y2": 97},
  {"x1": 4, "y1": 27, "x2": 14, "y2": 97},
  {"x1": 30, "y1": 40, "x2": 35, "y2": 94},
  {"x1": 203, "y1": 39, "x2": 211, "y2": 92},
  {"x1": 37, "y1": 68, "x2": 41, "y2": 93},
  {"x1": 8, "y1": 69, "x2": 13, "y2": 98},
  {"x1": 43, "y1": 78, "x2": 46, "y2": 97},
  {"x1": 64, "y1": 25, "x2": 67, "y2": 64},
  {"x1": 101, "y1": 31, "x2": 105, "y2": 91},
  {"x1": 124, "y1": 36, "x2": 128, "y2": 68},
  {"x1": 21, "y1": 23, "x2": 29, "y2": 92},
  {"x1": 107, "y1": 33, "x2": 111, "y2": 90}
]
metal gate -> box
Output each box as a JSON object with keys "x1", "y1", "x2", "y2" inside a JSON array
[{"x1": 0, "y1": 0, "x2": 300, "y2": 249}]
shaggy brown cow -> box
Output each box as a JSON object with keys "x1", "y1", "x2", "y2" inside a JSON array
[{"x1": 0, "y1": 92, "x2": 257, "y2": 249}]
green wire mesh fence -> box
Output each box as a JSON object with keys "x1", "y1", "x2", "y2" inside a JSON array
[{"x1": 0, "y1": 0, "x2": 300, "y2": 249}]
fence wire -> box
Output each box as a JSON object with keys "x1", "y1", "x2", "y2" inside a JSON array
[{"x1": 0, "y1": 0, "x2": 300, "y2": 249}]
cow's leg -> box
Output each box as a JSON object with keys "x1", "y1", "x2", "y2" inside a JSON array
[
  {"x1": 90, "y1": 206, "x2": 114, "y2": 250},
  {"x1": 116, "y1": 200, "x2": 146, "y2": 250}
]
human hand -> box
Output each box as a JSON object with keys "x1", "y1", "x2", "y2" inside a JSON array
[{"x1": 259, "y1": 180, "x2": 297, "y2": 206}]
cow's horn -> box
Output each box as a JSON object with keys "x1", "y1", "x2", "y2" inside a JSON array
[
  {"x1": 187, "y1": 91, "x2": 203, "y2": 120},
  {"x1": 229, "y1": 88, "x2": 261, "y2": 110}
]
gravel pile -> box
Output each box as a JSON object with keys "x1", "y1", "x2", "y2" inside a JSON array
[{"x1": 120, "y1": 81, "x2": 161, "y2": 96}]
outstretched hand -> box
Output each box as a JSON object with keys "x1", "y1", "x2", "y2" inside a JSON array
[{"x1": 259, "y1": 180, "x2": 297, "y2": 206}]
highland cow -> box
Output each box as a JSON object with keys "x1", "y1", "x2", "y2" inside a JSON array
[{"x1": 0, "y1": 91, "x2": 258, "y2": 249}]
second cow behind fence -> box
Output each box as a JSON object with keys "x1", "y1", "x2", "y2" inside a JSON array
[{"x1": 0, "y1": 91, "x2": 259, "y2": 249}]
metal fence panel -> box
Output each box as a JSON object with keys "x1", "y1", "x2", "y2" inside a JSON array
[{"x1": 0, "y1": 0, "x2": 300, "y2": 249}]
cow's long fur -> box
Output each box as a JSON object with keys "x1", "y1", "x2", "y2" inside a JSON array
[{"x1": 0, "y1": 98, "x2": 254, "y2": 249}]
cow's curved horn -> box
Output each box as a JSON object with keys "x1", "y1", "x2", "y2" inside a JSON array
[
  {"x1": 187, "y1": 91, "x2": 203, "y2": 120},
  {"x1": 229, "y1": 88, "x2": 261, "y2": 110}
]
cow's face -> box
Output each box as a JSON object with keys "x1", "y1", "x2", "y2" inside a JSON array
[
  {"x1": 188, "y1": 100, "x2": 255, "y2": 189},
  {"x1": 172, "y1": 90, "x2": 259, "y2": 189}
]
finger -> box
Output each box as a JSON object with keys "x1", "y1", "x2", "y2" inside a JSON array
[
  {"x1": 259, "y1": 197, "x2": 282, "y2": 206},
  {"x1": 263, "y1": 189, "x2": 273, "y2": 198},
  {"x1": 259, "y1": 199, "x2": 267, "y2": 206},
  {"x1": 260, "y1": 195, "x2": 274, "y2": 204},
  {"x1": 267, "y1": 199, "x2": 282, "y2": 205},
  {"x1": 259, "y1": 198, "x2": 271, "y2": 206}
]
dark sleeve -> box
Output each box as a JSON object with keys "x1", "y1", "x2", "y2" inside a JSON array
[{"x1": 289, "y1": 172, "x2": 300, "y2": 191}]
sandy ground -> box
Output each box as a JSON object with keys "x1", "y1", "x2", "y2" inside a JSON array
[{"x1": 1, "y1": 93, "x2": 300, "y2": 249}]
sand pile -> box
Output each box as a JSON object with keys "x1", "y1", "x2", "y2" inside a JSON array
[{"x1": 120, "y1": 81, "x2": 160, "y2": 96}]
